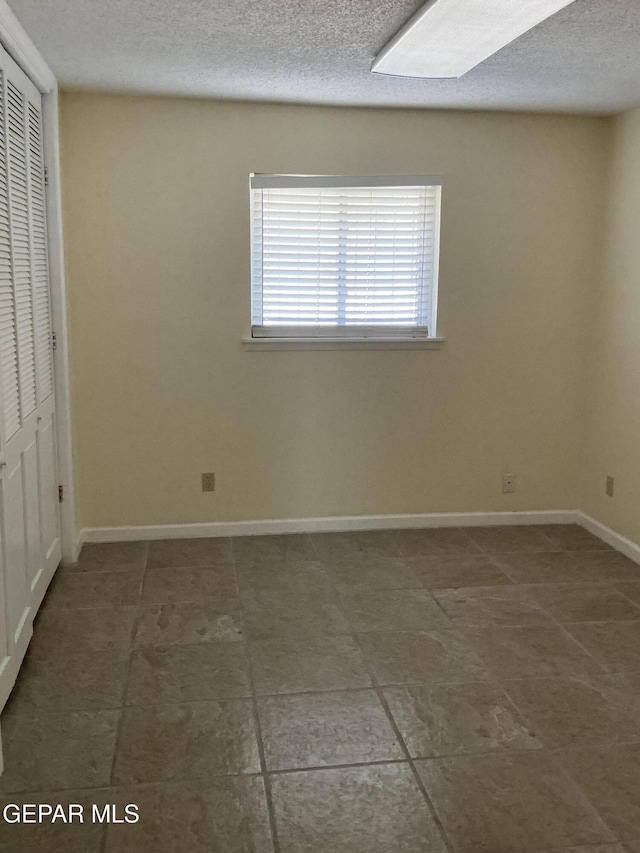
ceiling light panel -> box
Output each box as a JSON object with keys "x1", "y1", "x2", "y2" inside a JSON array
[{"x1": 372, "y1": 0, "x2": 577, "y2": 79}]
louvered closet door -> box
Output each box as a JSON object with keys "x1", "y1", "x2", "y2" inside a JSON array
[{"x1": 0, "y1": 43, "x2": 60, "y2": 709}]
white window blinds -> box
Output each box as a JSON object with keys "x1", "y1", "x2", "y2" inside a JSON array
[{"x1": 250, "y1": 175, "x2": 441, "y2": 338}]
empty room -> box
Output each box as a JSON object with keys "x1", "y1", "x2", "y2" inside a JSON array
[{"x1": 0, "y1": 0, "x2": 638, "y2": 850}]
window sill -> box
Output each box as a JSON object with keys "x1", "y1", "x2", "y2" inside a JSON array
[{"x1": 242, "y1": 336, "x2": 445, "y2": 351}]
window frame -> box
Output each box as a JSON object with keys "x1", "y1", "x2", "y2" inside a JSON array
[{"x1": 248, "y1": 174, "x2": 443, "y2": 348}]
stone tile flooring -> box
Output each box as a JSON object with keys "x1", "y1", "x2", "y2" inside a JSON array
[{"x1": 1, "y1": 525, "x2": 640, "y2": 851}]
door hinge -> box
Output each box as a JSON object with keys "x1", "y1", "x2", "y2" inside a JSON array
[
  {"x1": 52, "y1": 331, "x2": 57, "y2": 351},
  {"x1": 58, "y1": 485, "x2": 64, "y2": 503},
  {"x1": 44, "y1": 166, "x2": 49, "y2": 187}
]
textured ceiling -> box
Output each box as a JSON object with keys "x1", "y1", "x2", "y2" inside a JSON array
[{"x1": 7, "y1": 0, "x2": 640, "y2": 114}]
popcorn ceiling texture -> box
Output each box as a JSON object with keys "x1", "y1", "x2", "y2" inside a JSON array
[{"x1": 8, "y1": 0, "x2": 640, "y2": 114}]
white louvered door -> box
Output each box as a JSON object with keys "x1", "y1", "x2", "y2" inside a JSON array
[{"x1": 0, "y1": 43, "x2": 60, "y2": 709}]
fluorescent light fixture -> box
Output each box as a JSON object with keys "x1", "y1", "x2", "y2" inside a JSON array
[{"x1": 372, "y1": 0, "x2": 577, "y2": 79}]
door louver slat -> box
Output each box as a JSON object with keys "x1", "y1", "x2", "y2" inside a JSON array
[
  {"x1": 0, "y1": 71, "x2": 19, "y2": 439},
  {"x1": 7, "y1": 81, "x2": 35, "y2": 418},
  {"x1": 28, "y1": 102, "x2": 53, "y2": 403}
]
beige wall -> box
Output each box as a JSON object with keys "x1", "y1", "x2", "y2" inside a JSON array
[
  {"x1": 59, "y1": 93, "x2": 609, "y2": 529},
  {"x1": 582, "y1": 108, "x2": 640, "y2": 544}
]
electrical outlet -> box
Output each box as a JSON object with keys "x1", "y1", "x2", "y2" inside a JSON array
[
  {"x1": 201, "y1": 473, "x2": 215, "y2": 492},
  {"x1": 606, "y1": 475, "x2": 614, "y2": 497},
  {"x1": 502, "y1": 474, "x2": 517, "y2": 494}
]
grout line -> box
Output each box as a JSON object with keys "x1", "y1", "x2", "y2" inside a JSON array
[
  {"x1": 480, "y1": 618, "x2": 640, "y2": 844},
  {"x1": 551, "y1": 616, "x2": 640, "y2": 626},
  {"x1": 425, "y1": 585, "x2": 456, "y2": 620},
  {"x1": 145, "y1": 561, "x2": 237, "y2": 571},
  {"x1": 19, "y1": 670, "x2": 611, "y2": 714},
  {"x1": 535, "y1": 608, "x2": 615, "y2": 675},
  {"x1": 230, "y1": 539, "x2": 282, "y2": 853},
  {"x1": 142, "y1": 562, "x2": 236, "y2": 571},
  {"x1": 0, "y1": 770, "x2": 268, "y2": 798},
  {"x1": 103, "y1": 542, "x2": 151, "y2": 811},
  {"x1": 525, "y1": 846, "x2": 629, "y2": 853},
  {"x1": 548, "y1": 737, "x2": 640, "y2": 755},
  {"x1": 325, "y1": 561, "x2": 459, "y2": 853},
  {"x1": 308, "y1": 532, "x2": 321, "y2": 561},
  {"x1": 611, "y1": 585, "x2": 640, "y2": 613},
  {"x1": 97, "y1": 545, "x2": 148, "y2": 853},
  {"x1": 546, "y1": 751, "x2": 623, "y2": 846},
  {"x1": 348, "y1": 626, "x2": 457, "y2": 853},
  {"x1": 15, "y1": 681, "x2": 640, "y2": 730},
  {"x1": 252, "y1": 683, "x2": 382, "y2": 701},
  {"x1": 266, "y1": 757, "x2": 411, "y2": 775}
]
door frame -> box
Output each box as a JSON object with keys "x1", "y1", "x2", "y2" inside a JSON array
[{"x1": 0, "y1": 2, "x2": 77, "y2": 562}]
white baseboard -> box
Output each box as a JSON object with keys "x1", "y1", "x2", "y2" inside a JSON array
[
  {"x1": 78, "y1": 509, "x2": 578, "y2": 546},
  {"x1": 577, "y1": 512, "x2": 640, "y2": 566},
  {"x1": 73, "y1": 509, "x2": 640, "y2": 571}
]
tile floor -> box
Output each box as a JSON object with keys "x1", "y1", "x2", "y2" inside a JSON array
[{"x1": 1, "y1": 525, "x2": 640, "y2": 851}]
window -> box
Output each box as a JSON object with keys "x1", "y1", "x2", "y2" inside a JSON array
[{"x1": 250, "y1": 175, "x2": 441, "y2": 343}]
